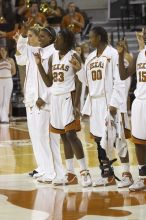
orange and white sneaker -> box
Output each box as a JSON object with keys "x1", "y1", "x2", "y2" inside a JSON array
[
  {"x1": 117, "y1": 172, "x2": 133, "y2": 188},
  {"x1": 93, "y1": 176, "x2": 116, "y2": 187},
  {"x1": 129, "y1": 178, "x2": 146, "y2": 192},
  {"x1": 80, "y1": 170, "x2": 92, "y2": 187},
  {"x1": 65, "y1": 172, "x2": 78, "y2": 185}
]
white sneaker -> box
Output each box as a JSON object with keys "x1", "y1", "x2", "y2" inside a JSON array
[
  {"x1": 80, "y1": 170, "x2": 92, "y2": 187},
  {"x1": 93, "y1": 176, "x2": 116, "y2": 187},
  {"x1": 117, "y1": 172, "x2": 133, "y2": 188},
  {"x1": 37, "y1": 175, "x2": 52, "y2": 184},
  {"x1": 33, "y1": 172, "x2": 44, "y2": 179},
  {"x1": 129, "y1": 178, "x2": 146, "y2": 192},
  {"x1": 52, "y1": 178, "x2": 67, "y2": 186}
]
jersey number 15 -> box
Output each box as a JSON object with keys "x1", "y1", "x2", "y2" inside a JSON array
[{"x1": 139, "y1": 71, "x2": 146, "y2": 82}]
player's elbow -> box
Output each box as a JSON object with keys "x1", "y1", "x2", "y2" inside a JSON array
[{"x1": 120, "y1": 75, "x2": 127, "y2": 80}]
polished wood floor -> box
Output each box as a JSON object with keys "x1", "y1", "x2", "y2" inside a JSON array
[{"x1": 0, "y1": 118, "x2": 145, "y2": 220}]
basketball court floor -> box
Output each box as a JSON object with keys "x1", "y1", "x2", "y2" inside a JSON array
[{"x1": 0, "y1": 118, "x2": 145, "y2": 220}]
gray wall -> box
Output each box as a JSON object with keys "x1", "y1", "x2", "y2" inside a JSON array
[
  {"x1": 57, "y1": 0, "x2": 108, "y2": 22},
  {"x1": 59, "y1": 0, "x2": 108, "y2": 10}
]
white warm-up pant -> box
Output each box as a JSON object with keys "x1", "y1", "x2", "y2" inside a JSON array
[
  {"x1": 26, "y1": 106, "x2": 64, "y2": 180},
  {"x1": 0, "y1": 78, "x2": 13, "y2": 122}
]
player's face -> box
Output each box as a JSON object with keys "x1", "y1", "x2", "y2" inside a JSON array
[
  {"x1": 39, "y1": 31, "x2": 52, "y2": 48},
  {"x1": 54, "y1": 33, "x2": 65, "y2": 50},
  {"x1": 27, "y1": 30, "x2": 39, "y2": 46},
  {"x1": 89, "y1": 31, "x2": 100, "y2": 48}
]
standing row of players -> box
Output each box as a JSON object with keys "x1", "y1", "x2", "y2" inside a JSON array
[{"x1": 15, "y1": 21, "x2": 146, "y2": 191}]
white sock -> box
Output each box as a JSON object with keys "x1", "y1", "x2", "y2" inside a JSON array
[
  {"x1": 66, "y1": 159, "x2": 74, "y2": 173},
  {"x1": 78, "y1": 158, "x2": 87, "y2": 171},
  {"x1": 121, "y1": 163, "x2": 130, "y2": 173}
]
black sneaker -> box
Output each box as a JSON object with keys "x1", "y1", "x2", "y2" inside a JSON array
[
  {"x1": 139, "y1": 165, "x2": 146, "y2": 176},
  {"x1": 29, "y1": 170, "x2": 38, "y2": 177}
]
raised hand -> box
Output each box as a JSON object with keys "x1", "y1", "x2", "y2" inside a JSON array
[
  {"x1": 136, "y1": 30, "x2": 144, "y2": 50},
  {"x1": 21, "y1": 18, "x2": 34, "y2": 37},
  {"x1": 70, "y1": 53, "x2": 82, "y2": 72},
  {"x1": 22, "y1": 18, "x2": 33, "y2": 29},
  {"x1": 116, "y1": 40, "x2": 125, "y2": 56}
]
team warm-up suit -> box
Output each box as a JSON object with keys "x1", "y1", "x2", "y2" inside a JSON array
[{"x1": 16, "y1": 35, "x2": 64, "y2": 180}]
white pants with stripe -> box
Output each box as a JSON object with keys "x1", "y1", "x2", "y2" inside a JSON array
[
  {"x1": 0, "y1": 78, "x2": 13, "y2": 122},
  {"x1": 26, "y1": 106, "x2": 64, "y2": 179}
]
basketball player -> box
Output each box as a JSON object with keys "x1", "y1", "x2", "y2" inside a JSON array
[
  {"x1": 76, "y1": 26, "x2": 133, "y2": 187},
  {"x1": 118, "y1": 28, "x2": 146, "y2": 191},
  {"x1": 34, "y1": 29, "x2": 92, "y2": 187},
  {"x1": 0, "y1": 47, "x2": 16, "y2": 123},
  {"x1": 116, "y1": 40, "x2": 134, "y2": 188},
  {"x1": 16, "y1": 23, "x2": 65, "y2": 184}
]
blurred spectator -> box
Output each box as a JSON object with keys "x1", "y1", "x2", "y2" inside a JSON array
[
  {"x1": 81, "y1": 41, "x2": 90, "y2": 59},
  {"x1": 46, "y1": 0, "x2": 64, "y2": 33},
  {"x1": 61, "y1": 2, "x2": 84, "y2": 43},
  {"x1": 0, "y1": 0, "x2": 46, "y2": 39},
  {"x1": 0, "y1": 46, "x2": 16, "y2": 123},
  {"x1": 1, "y1": 0, "x2": 16, "y2": 28},
  {"x1": 75, "y1": 44, "x2": 86, "y2": 110},
  {"x1": 25, "y1": 0, "x2": 46, "y2": 26}
]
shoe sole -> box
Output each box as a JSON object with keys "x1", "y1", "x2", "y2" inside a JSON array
[
  {"x1": 93, "y1": 182, "x2": 116, "y2": 187},
  {"x1": 53, "y1": 182, "x2": 65, "y2": 186},
  {"x1": 118, "y1": 182, "x2": 133, "y2": 188},
  {"x1": 82, "y1": 183, "x2": 92, "y2": 188},
  {"x1": 93, "y1": 184, "x2": 116, "y2": 187},
  {"x1": 37, "y1": 180, "x2": 52, "y2": 184},
  {"x1": 129, "y1": 186, "x2": 146, "y2": 192},
  {"x1": 33, "y1": 174, "x2": 44, "y2": 179},
  {"x1": 53, "y1": 177, "x2": 78, "y2": 186}
]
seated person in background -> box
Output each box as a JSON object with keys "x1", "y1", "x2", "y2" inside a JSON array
[
  {"x1": 24, "y1": 0, "x2": 46, "y2": 26},
  {"x1": 61, "y1": 2, "x2": 84, "y2": 43},
  {"x1": 46, "y1": 0, "x2": 64, "y2": 33},
  {"x1": 0, "y1": 0, "x2": 46, "y2": 39}
]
